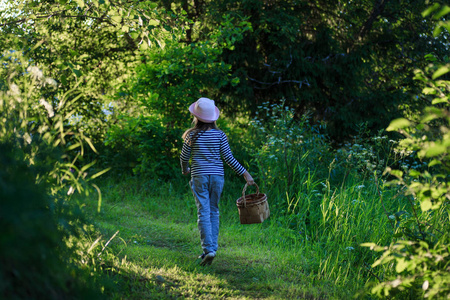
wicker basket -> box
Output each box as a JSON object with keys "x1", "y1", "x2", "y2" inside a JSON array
[{"x1": 236, "y1": 183, "x2": 270, "y2": 224}]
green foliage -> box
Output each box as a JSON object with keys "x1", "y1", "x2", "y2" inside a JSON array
[
  {"x1": 204, "y1": 0, "x2": 445, "y2": 141},
  {"x1": 336, "y1": 124, "x2": 407, "y2": 179},
  {"x1": 133, "y1": 15, "x2": 251, "y2": 127},
  {"x1": 0, "y1": 142, "x2": 103, "y2": 299},
  {"x1": 0, "y1": 45, "x2": 109, "y2": 298},
  {"x1": 0, "y1": 52, "x2": 107, "y2": 198},
  {"x1": 105, "y1": 114, "x2": 183, "y2": 179},
  {"x1": 248, "y1": 100, "x2": 331, "y2": 192},
  {"x1": 241, "y1": 101, "x2": 413, "y2": 287},
  {"x1": 103, "y1": 15, "x2": 251, "y2": 178},
  {"x1": 1, "y1": 0, "x2": 174, "y2": 147},
  {"x1": 362, "y1": 4, "x2": 450, "y2": 298}
]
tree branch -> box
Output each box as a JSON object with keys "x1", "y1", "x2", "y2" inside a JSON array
[
  {"x1": 357, "y1": 0, "x2": 389, "y2": 42},
  {"x1": 1, "y1": 13, "x2": 112, "y2": 27},
  {"x1": 248, "y1": 76, "x2": 310, "y2": 89}
]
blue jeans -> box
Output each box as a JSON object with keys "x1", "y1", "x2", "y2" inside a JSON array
[{"x1": 190, "y1": 175, "x2": 225, "y2": 255}]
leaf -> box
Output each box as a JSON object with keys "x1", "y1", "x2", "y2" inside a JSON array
[
  {"x1": 91, "y1": 183, "x2": 102, "y2": 213},
  {"x1": 433, "y1": 25, "x2": 443, "y2": 38},
  {"x1": 390, "y1": 169, "x2": 404, "y2": 179},
  {"x1": 420, "y1": 199, "x2": 432, "y2": 211},
  {"x1": 422, "y1": 87, "x2": 436, "y2": 95},
  {"x1": 429, "y1": 159, "x2": 442, "y2": 167},
  {"x1": 361, "y1": 242, "x2": 377, "y2": 249},
  {"x1": 139, "y1": 42, "x2": 148, "y2": 51},
  {"x1": 432, "y1": 66, "x2": 450, "y2": 79},
  {"x1": 396, "y1": 258, "x2": 408, "y2": 273},
  {"x1": 386, "y1": 118, "x2": 411, "y2": 131},
  {"x1": 431, "y1": 97, "x2": 449, "y2": 105},
  {"x1": 72, "y1": 69, "x2": 82, "y2": 77},
  {"x1": 66, "y1": 142, "x2": 82, "y2": 151},
  {"x1": 83, "y1": 136, "x2": 98, "y2": 154},
  {"x1": 75, "y1": 0, "x2": 85, "y2": 8},
  {"x1": 425, "y1": 143, "x2": 446, "y2": 157},
  {"x1": 111, "y1": 15, "x2": 122, "y2": 24},
  {"x1": 90, "y1": 167, "x2": 112, "y2": 180},
  {"x1": 434, "y1": 5, "x2": 450, "y2": 19},
  {"x1": 80, "y1": 160, "x2": 97, "y2": 173},
  {"x1": 424, "y1": 54, "x2": 437, "y2": 62},
  {"x1": 422, "y1": 3, "x2": 440, "y2": 17},
  {"x1": 409, "y1": 169, "x2": 420, "y2": 177}
]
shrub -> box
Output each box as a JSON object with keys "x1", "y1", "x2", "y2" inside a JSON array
[
  {"x1": 362, "y1": 4, "x2": 450, "y2": 298},
  {"x1": 0, "y1": 52, "x2": 106, "y2": 299}
]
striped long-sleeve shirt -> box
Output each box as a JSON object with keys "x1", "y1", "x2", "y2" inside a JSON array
[{"x1": 180, "y1": 129, "x2": 246, "y2": 177}]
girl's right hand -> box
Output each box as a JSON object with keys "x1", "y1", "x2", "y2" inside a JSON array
[
  {"x1": 243, "y1": 171, "x2": 255, "y2": 185},
  {"x1": 183, "y1": 167, "x2": 191, "y2": 175}
]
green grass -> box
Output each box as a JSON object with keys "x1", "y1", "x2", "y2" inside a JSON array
[{"x1": 77, "y1": 176, "x2": 360, "y2": 299}]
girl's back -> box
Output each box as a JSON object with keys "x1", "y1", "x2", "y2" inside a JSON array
[{"x1": 181, "y1": 129, "x2": 244, "y2": 177}]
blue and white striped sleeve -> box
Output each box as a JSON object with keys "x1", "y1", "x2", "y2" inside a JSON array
[
  {"x1": 220, "y1": 132, "x2": 246, "y2": 176},
  {"x1": 180, "y1": 135, "x2": 191, "y2": 174}
]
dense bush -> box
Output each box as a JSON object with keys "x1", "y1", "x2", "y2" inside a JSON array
[
  {"x1": 0, "y1": 53, "x2": 108, "y2": 299},
  {"x1": 362, "y1": 5, "x2": 450, "y2": 298},
  {"x1": 0, "y1": 142, "x2": 102, "y2": 299}
]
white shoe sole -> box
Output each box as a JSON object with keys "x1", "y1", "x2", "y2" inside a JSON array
[{"x1": 200, "y1": 253, "x2": 215, "y2": 266}]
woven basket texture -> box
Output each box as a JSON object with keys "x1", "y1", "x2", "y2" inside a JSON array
[{"x1": 236, "y1": 184, "x2": 270, "y2": 224}]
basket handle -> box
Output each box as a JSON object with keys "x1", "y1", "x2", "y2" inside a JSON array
[{"x1": 242, "y1": 183, "x2": 259, "y2": 208}]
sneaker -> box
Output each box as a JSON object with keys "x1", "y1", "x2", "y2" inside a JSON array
[{"x1": 199, "y1": 252, "x2": 215, "y2": 266}]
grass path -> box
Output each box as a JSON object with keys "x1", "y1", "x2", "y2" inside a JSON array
[{"x1": 81, "y1": 178, "x2": 354, "y2": 299}]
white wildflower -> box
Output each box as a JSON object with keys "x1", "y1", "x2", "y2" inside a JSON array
[
  {"x1": 389, "y1": 215, "x2": 395, "y2": 220},
  {"x1": 9, "y1": 83, "x2": 20, "y2": 96},
  {"x1": 67, "y1": 186, "x2": 75, "y2": 195},
  {"x1": 44, "y1": 77, "x2": 58, "y2": 87},
  {"x1": 23, "y1": 132, "x2": 32, "y2": 144},
  {"x1": 38, "y1": 124, "x2": 49, "y2": 134},
  {"x1": 345, "y1": 246, "x2": 354, "y2": 251},
  {"x1": 356, "y1": 184, "x2": 365, "y2": 189},
  {"x1": 40, "y1": 98, "x2": 54, "y2": 117},
  {"x1": 27, "y1": 66, "x2": 44, "y2": 80}
]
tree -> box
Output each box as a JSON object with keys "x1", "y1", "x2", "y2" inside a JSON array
[
  {"x1": 1, "y1": 0, "x2": 173, "y2": 142},
  {"x1": 153, "y1": 0, "x2": 450, "y2": 142}
]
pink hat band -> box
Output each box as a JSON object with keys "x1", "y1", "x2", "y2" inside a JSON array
[{"x1": 189, "y1": 98, "x2": 220, "y2": 123}]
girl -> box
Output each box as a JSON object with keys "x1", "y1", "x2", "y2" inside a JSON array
[{"x1": 180, "y1": 97, "x2": 254, "y2": 266}]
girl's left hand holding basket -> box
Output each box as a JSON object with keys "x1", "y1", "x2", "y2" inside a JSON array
[{"x1": 243, "y1": 171, "x2": 255, "y2": 186}]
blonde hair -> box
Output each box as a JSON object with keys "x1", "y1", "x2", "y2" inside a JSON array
[{"x1": 182, "y1": 117, "x2": 220, "y2": 146}]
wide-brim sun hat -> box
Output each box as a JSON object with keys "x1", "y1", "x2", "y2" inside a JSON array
[{"x1": 189, "y1": 97, "x2": 220, "y2": 123}]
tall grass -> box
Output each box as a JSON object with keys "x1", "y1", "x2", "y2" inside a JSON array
[{"x1": 239, "y1": 102, "x2": 410, "y2": 288}]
